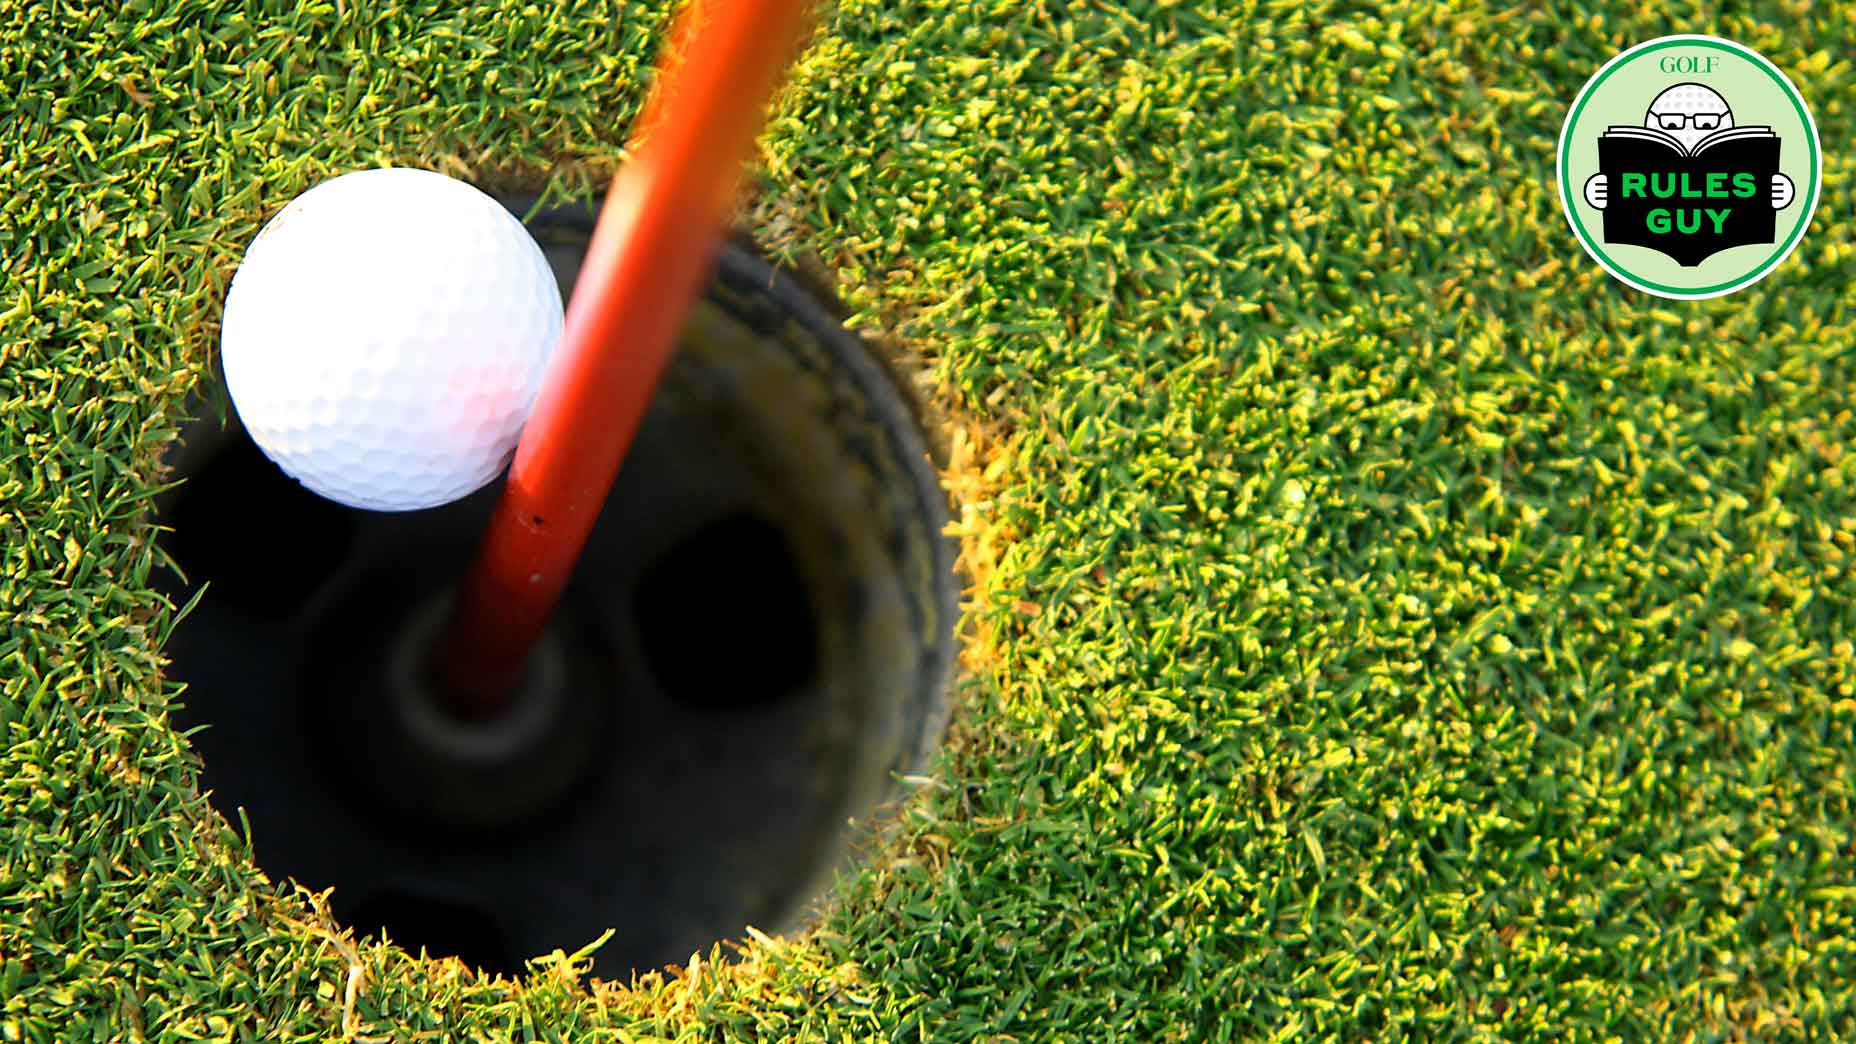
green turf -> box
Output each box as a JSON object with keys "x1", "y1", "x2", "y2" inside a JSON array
[{"x1": 5, "y1": 0, "x2": 1855, "y2": 1039}]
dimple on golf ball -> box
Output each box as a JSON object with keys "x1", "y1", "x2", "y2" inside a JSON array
[{"x1": 220, "y1": 168, "x2": 564, "y2": 511}]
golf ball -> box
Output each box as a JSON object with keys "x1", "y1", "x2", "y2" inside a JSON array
[{"x1": 220, "y1": 168, "x2": 563, "y2": 511}]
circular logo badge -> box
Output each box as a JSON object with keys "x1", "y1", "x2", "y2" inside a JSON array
[{"x1": 1558, "y1": 35, "x2": 1820, "y2": 299}]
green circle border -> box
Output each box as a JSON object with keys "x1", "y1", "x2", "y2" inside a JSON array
[{"x1": 1557, "y1": 35, "x2": 1821, "y2": 299}]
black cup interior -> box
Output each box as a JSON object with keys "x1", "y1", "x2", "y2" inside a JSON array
[{"x1": 157, "y1": 220, "x2": 956, "y2": 980}]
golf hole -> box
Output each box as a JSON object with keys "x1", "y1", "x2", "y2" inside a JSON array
[{"x1": 156, "y1": 206, "x2": 957, "y2": 980}]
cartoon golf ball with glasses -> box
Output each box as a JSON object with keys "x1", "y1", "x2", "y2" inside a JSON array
[{"x1": 1583, "y1": 83, "x2": 1794, "y2": 211}]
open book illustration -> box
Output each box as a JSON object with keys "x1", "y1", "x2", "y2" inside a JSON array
[{"x1": 1597, "y1": 124, "x2": 1779, "y2": 266}]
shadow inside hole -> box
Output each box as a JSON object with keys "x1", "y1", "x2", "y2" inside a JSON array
[
  {"x1": 343, "y1": 889, "x2": 515, "y2": 974},
  {"x1": 635, "y1": 513, "x2": 818, "y2": 711},
  {"x1": 163, "y1": 429, "x2": 355, "y2": 620}
]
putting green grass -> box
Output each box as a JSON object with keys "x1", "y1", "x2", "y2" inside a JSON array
[{"x1": 5, "y1": 0, "x2": 1854, "y2": 1039}]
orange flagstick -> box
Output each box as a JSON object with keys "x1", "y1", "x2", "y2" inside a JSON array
[{"x1": 433, "y1": 0, "x2": 815, "y2": 714}]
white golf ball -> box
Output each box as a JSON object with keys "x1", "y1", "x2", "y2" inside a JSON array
[{"x1": 220, "y1": 168, "x2": 564, "y2": 511}]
